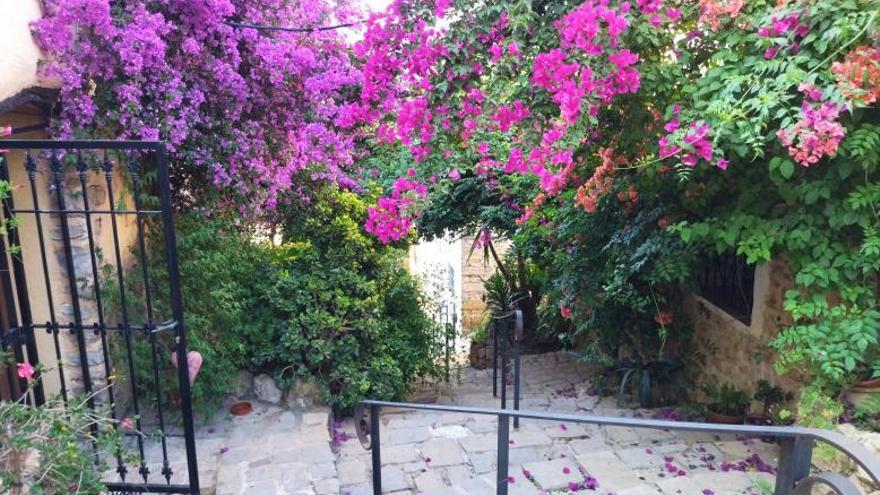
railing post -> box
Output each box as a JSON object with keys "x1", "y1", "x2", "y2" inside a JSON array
[
  {"x1": 513, "y1": 310, "x2": 522, "y2": 429},
  {"x1": 500, "y1": 318, "x2": 508, "y2": 410},
  {"x1": 371, "y1": 404, "x2": 382, "y2": 494},
  {"x1": 492, "y1": 320, "x2": 498, "y2": 398},
  {"x1": 497, "y1": 413, "x2": 510, "y2": 495},
  {"x1": 775, "y1": 436, "x2": 813, "y2": 495}
]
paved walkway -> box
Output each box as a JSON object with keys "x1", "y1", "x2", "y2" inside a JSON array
[
  {"x1": 173, "y1": 352, "x2": 782, "y2": 494},
  {"x1": 331, "y1": 352, "x2": 779, "y2": 495}
]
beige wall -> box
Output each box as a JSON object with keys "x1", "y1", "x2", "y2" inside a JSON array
[
  {"x1": 684, "y1": 257, "x2": 800, "y2": 402},
  {"x1": 460, "y1": 236, "x2": 509, "y2": 333},
  {"x1": 0, "y1": 0, "x2": 55, "y2": 103}
]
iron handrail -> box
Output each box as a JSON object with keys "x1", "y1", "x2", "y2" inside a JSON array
[{"x1": 357, "y1": 399, "x2": 880, "y2": 495}]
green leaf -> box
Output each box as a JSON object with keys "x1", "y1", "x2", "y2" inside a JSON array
[{"x1": 780, "y1": 160, "x2": 795, "y2": 179}]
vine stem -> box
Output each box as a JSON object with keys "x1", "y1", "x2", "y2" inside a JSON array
[{"x1": 804, "y1": 10, "x2": 879, "y2": 78}]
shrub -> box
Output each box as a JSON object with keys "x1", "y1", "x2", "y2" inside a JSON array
[
  {"x1": 1, "y1": 363, "x2": 125, "y2": 495},
  {"x1": 264, "y1": 188, "x2": 439, "y2": 412},
  {"x1": 112, "y1": 188, "x2": 438, "y2": 416},
  {"x1": 104, "y1": 211, "x2": 273, "y2": 417}
]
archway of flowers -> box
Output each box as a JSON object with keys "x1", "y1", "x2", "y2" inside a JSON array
[
  {"x1": 351, "y1": 0, "x2": 880, "y2": 411},
  {"x1": 31, "y1": 0, "x2": 880, "y2": 417}
]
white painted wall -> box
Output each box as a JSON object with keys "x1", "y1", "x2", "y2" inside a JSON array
[
  {"x1": 0, "y1": 0, "x2": 55, "y2": 103},
  {"x1": 409, "y1": 236, "x2": 462, "y2": 329}
]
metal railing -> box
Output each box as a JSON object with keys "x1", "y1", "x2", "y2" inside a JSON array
[{"x1": 355, "y1": 400, "x2": 880, "y2": 495}]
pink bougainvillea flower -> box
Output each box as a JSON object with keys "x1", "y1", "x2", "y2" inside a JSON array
[
  {"x1": 490, "y1": 43, "x2": 504, "y2": 63},
  {"x1": 434, "y1": 0, "x2": 452, "y2": 18},
  {"x1": 716, "y1": 158, "x2": 729, "y2": 170},
  {"x1": 449, "y1": 169, "x2": 461, "y2": 181},
  {"x1": 17, "y1": 362, "x2": 35, "y2": 381},
  {"x1": 777, "y1": 98, "x2": 846, "y2": 167},
  {"x1": 664, "y1": 119, "x2": 680, "y2": 133},
  {"x1": 584, "y1": 476, "x2": 598, "y2": 489}
]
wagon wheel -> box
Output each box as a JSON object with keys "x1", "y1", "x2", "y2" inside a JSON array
[{"x1": 354, "y1": 404, "x2": 372, "y2": 450}]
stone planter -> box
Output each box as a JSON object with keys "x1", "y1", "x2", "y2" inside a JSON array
[{"x1": 469, "y1": 340, "x2": 493, "y2": 369}]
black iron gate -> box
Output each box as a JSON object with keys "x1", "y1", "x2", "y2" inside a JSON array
[{"x1": 0, "y1": 140, "x2": 199, "y2": 494}]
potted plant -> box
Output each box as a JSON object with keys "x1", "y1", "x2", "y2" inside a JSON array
[
  {"x1": 703, "y1": 383, "x2": 750, "y2": 424},
  {"x1": 769, "y1": 405, "x2": 796, "y2": 426},
  {"x1": 467, "y1": 317, "x2": 493, "y2": 369},
  {"x1": 846, "y1": 363, "x2": 880, "y2": 407},
  {"x1": 751, "y1": 380, "x2": 793, "y2": 424},
  {"x1": 616, "y1": 356, "x2": 684, "y2": 409}
]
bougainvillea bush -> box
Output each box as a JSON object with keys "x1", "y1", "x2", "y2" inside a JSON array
[
  {"x1": 34, "y1": 0, "x2": 880, "y2": 419},
  {"x1": 353, "y1": 0, "x2": 880, "y2": 412},
  {"x1": 33, "y1": 0, "x2": 363, "y2": 211}
]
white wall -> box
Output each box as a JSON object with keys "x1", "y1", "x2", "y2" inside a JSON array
[
  {"x1": 409, "y1": 236, "x2": 462, "y2": 329},
  {"x1": 0, "y1": 0, "x2": 55, "y2": 103}
]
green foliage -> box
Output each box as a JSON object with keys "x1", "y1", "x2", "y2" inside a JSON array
[
  {"x1": 104, "y1": 211, "x2": 274, "y2": 417},
  {"x1": 109, "y1": 188, "x2": 438, "y2": 416},
  {"x1": 851, "y1": 396, "x2": 880, "y2": 432},
  {"x1": 267, "y1": 188, "x2": 440, "y2": 412},
  {"x1": 753, "y1": 380, "x2": 794, "y2": 416},
  {"x1": 663, "y1": 3, "x2": 880, "y2": 413},
  {"x1": 482, "y1": 272, "x2": 512, "y2": 317},
  {"x1": 703, "y1": 382, "x2": 752, "y2": 417},
  {"x1": 797, "y1": 384, "x2": 845, "y2": 430},
  {"x1": 0, "y1": 374, "x2": 125, "y2": 495}
]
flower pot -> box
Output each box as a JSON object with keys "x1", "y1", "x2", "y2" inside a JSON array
[
  {"x1": 746, "y1": 415, "x2": 771, "y2": 426},
  {"x1": 705, "y1": 409, "x2": 745, "y2": 424},
  {"x1": 230, "y1": 401, "x2": 252, "y2": 416},
  {"x1": 469, "y1": 340, "x2": 493, "y2": 369},
  {"x1": 846, "y1": 379, "x2": 880, "y2": 407}
]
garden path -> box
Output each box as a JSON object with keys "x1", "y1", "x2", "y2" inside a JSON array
[
  {"x1": 331, "y1": 352, "x2": 779, "y2": 495},
  {"x1": 196, "y1": 352, "x2": 781, "y2": 494}
]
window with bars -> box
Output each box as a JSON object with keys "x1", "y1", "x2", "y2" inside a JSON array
[{"x1": 697, "y1": 253, "x2": 756, "y2": 325}]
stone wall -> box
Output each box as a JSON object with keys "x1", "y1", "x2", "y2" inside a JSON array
[
  {"x1": 460, "y1": 236, "x2": 509, "y2": 334},
  {"x1": 684, "y1": 257, "x2": 801, "y2": 401}
]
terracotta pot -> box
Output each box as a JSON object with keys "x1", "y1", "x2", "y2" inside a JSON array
[
  {"x1": 846, "y1": 379, "x2": 880, "y2": 407},
  {"x1": 230, "y1": 401, "x2": 252, "y2": 416},
  {"x1": 853, "y1": 378, "x2": 880, "y2": 390},
  {"x1": 705, "y1": 409, "x2": 745, "y2": 424}
]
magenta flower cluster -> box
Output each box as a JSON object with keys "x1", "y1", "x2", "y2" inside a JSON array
[
  {"x1": 758, "y1": 11, "x2": 809, "y2": 59},
  {"x1": 33, "y1": 0, "x2": 363, "y2": 210},
  {"x1": 777, "y1": 84, "x2": 846, "y2": 167},
  {"x1": 659, "y1": 106, "x2": 728, "y2": 170},
  {"x1": 364, "y1": 175, "x2": 428, "y2": 243}
]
